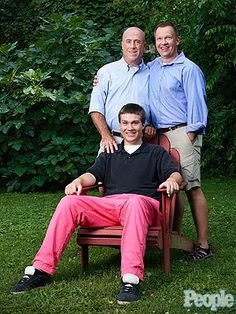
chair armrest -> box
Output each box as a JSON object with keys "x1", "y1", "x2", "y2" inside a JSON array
[
  {"x1": 81, "y1": 184, "x2": 99, "y2": 192},
  {"x1": 81, "y1": 182, "x2": 105, "y2": 195}
]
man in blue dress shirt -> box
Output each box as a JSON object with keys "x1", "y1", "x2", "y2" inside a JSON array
[
  {"x1": 149, "y1": 21, "x2": 212, "y2": 260},
  {"x1": 89, "y1": 27, "x2": 156, "y2": 153}
]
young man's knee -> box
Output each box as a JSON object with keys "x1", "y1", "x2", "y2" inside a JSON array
[
  {"x1": 56, "y1": 195, "x2": 80, "y2": 214},
  {"x1": 125, "y1": 195, "x2": 149, "y2": 207}
]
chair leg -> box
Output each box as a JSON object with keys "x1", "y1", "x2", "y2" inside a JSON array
[
  {"x1": 172, "y1": 192, "x2": 184, "y2": 233},
  {"x1": 80, "y1": 245, "x2": 88, "y2": 271},
  {"x1": 163, "y1": 232, "x2": 170, "y2": 274},
  {"x1": 162, "y1": 195, "x2": 171, "y2": 274}
]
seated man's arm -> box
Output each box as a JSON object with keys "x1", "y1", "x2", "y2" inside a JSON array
[
  {"x1": 65, "y1": 173, "x2": 96, "y2": 196},
  {"x1": 159, "y1": 172, "x2": 182, "y2": 197}
]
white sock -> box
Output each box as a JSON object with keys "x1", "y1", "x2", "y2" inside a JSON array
[
  {"x1": 122, "y1": 273, "x2": 139, "y2": 285},
  {"x1": 24, "y1": 266, "x2": 36, "y2": 275}
]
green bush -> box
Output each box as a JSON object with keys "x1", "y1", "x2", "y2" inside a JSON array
[
  {"x1": 181, "y1": 0, "x2": 236, "y2": 177},
  {"x1": 0, "y1": 14, "x2": 118, "y2": 191},
  {"x1": 0, "y1": 1, "x2": 235, "y2": 192}
]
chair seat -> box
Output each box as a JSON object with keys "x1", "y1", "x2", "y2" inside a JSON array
[{"x1": 77, "y1": 226, "x2": 162, "y2": 247}]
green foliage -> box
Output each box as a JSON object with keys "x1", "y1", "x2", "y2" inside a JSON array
[
  {"x1": 0, "y1": 0, "x2": 235, "y2": 191},
  {"x1": 184, "y1": 0, "x2": 236, "y2": 176},
  {"x1": 0, "y1": 14, "x2": 118, "y2": 191},
  {"x1": 0, "y1": 0, "x2": 80, "y2": 47}
]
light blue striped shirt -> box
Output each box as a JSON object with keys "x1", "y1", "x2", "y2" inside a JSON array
[
  {"x1": 89, "y1": 58, "x2": 150, "y2": 132},
  {"x1": 148, "y1": 52, "x2": 208, "y2": 134}
]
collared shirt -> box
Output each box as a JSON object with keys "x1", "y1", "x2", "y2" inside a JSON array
[
  {"x1": 89, "y1": 58, "x2": 150, "y2": 132},
  {"x1": 87, "y1": 141, "x2": 178, "y2": 201},
  {"x1": 148, "y1": 52, "x2": 208, "y2": 134}
]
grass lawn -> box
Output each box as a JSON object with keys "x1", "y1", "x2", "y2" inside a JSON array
[{"x1": 0, "y1": 178, "x2": 235, "y2": 314}]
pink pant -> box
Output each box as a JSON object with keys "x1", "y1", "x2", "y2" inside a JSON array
[{"x1": 33, "y1": 194, "x2": 161, "y2": 280}]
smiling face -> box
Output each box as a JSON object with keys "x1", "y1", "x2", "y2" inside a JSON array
[
  {"x1": 120, "y1": 113, "x2": 144, "y2": 145},
  {"x1": 122, "y1": 27, "x2": 146, "y2": 67},
  {"x1": 154, "y1": 25, "x2": 180, "y2": 63}
]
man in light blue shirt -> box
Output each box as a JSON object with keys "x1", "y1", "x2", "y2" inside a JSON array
[
  {"x1": 89, "y1": 27, "x2": 155, "y2": 153},
  {"x1": 149, "y1": 52, "x2": 208, "y2": 133},
  {"x1": 149, "y1": 21, "x2": 211, "y2": 261}
]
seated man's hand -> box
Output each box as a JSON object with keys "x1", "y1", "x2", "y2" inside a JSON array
[
  {"x1": 143, "y1": 125, "x2": 156, "y2": 141},
  {"x1": 159, "y1": 178, "x2": 179, "y2": 197},
  {"x1": 65, "y1": 180, "x2": 82, "y2": 195},
  {"x1": 93, "y1": 74, "x2": 99, "y2": 86}
]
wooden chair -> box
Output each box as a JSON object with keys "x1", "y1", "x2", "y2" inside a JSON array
[{"x1": 77, "y1": 134, "x2": 194, "y2": 273}]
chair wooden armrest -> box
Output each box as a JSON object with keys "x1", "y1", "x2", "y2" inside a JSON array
[{"x1": 81, "y1": 183, "x2": 104, "y2": 195}]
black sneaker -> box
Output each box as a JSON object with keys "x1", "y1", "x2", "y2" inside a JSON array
[
  {"x1": 11, "y1": 266, "x2": 51, "y2": 294},
  {"x1": 117, "y1": 281, "x2": 140, "y2": 305}
]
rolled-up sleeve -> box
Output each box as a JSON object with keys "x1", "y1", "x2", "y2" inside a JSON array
[
  {"x1": 88, "y1": 67, "x2": 109, "y2": 115},
  {"x1": 183, "y1": 65, "x2": 208, "y2": 134}
]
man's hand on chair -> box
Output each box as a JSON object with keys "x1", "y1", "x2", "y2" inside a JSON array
[
  {"x1": 159, "y1": 178, "x2": 180, "y2": 197},
  {"x1": 65, "y1": 180, "x2": 82, "y2": 195}
]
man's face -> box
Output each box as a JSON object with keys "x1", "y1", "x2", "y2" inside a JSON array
[
  {"x1": 120, "y1": 113, "x2": 144, "y2": 145},
  {"x1": 122, "y1": 28, "x2": 146, "y2": 67},
  {"x1": 154, "y1": 26, "x2": 179, "y2": 63}
]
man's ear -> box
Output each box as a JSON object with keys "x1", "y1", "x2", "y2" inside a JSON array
[{"x1": 176, "y1": 36, "x2": 180, "y2": 46}]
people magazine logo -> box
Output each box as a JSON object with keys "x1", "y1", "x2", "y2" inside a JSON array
[{"x1": 183, "y1": 289, "x2": 234, "y2": 312}]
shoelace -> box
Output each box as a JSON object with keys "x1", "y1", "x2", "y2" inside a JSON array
[
  {"x1": 122, "y1": 283, "x2": 136, "y2": 293},
  {"x1": 19, "y1": 275, "x2": 31, "y2": 283}
]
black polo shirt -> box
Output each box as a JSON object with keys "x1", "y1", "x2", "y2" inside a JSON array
[{"x1": 87, "y1": 141, "x2": 179, "y2": 201}]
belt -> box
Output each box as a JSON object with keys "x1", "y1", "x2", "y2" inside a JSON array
[
  {"x1": 158, "y1": 123, "x2": 187, "y2": 133},
  {"x1": 111, "y1": 130, "x2": 122, "y2": 137}
]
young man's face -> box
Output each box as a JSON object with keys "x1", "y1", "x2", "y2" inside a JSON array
[
  {"x1": 154, "y1": 26, "x2": 179, "y2": 63},
  {"x1": 122, "y1": 28, "x2": 146, "y2": 67},
  {"x1": 120, "y1": 113, "x2": 144, "y2": 145}
]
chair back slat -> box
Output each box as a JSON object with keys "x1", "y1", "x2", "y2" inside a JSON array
[{"x1": 158, "y1": 134, "x2": 171, "y2": 153}]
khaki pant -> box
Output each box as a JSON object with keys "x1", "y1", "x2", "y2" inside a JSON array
[{"x1": 163, "y1": 126, "x2": 202, "y2": 191}]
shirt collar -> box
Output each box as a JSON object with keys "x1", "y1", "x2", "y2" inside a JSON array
[
  {"x1": 157, "y1": 51, "x2": 185, "y2": 67},
  {"x1": 117, "y1": 141, "x2": 150, "y2": 154},
  {"x1": 120, "y1": 57, "x2": 144, "y2": 72}
]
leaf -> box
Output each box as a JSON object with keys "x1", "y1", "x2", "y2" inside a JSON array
[
  {"x1": 15, "y1": 166, "x2": 28, "y2": 176},
  {"x1": 41, "y1": 90, "x2": 56, "y2": 101}
]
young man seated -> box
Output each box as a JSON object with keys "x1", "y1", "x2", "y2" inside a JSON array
[{"x1": 11, "y1": 103, "x2": 182, "y2": 304}]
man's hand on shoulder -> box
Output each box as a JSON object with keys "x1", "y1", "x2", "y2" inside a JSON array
[
  {"x1": 143, "y1": 125, "x2": 156, "y2": 141},
  {"x1": 93, "y1": 74, "x2": 99, "y2": 87},
  {"x1": 101, "y1": 134, "x2": 118, "y2": 153}
]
